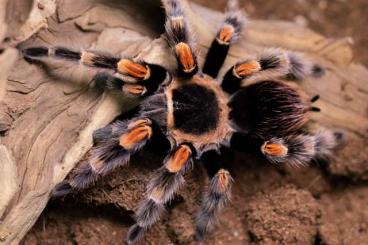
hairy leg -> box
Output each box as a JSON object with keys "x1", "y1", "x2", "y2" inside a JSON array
[
  {"x1": 52, "y1": 118, "x2": 169, "y2": 197},
  {"x1": 195, "y1": 149, "x2": 233, "y2": 240},
  {"x1": 230, "y1": 129, "x2": 344, "y2": 167},
  {"x1": 126, "y1": 143, "x2": 194, "y2": 244},
  {"x1": 260, "y1": 129, "x2": 344, "y2": 167},
  {"x1": 163, "y1": 0, "x2": 198, "y2": 77},
  {"x1": 221, "y1": 49, "x2": 313, "y2": 94},
  {"x1": 203, "y1": 0, "x2": 245, "y2": 78},
  {"x1": 23, "y1": 46, "x2": 168, "y2": 96}
]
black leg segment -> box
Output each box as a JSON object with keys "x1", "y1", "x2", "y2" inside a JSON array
[{"x1": 203, "y1": 0, "x2": 245, "y2": 78}]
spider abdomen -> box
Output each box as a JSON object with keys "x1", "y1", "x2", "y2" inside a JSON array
[{"x1": 229, "y1": 80, "x2": 310, "y2": 139}]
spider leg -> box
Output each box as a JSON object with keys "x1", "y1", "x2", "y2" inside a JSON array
[
  {"x1": 195, "y1": 150, "x2": 232, "y2": 241},
  {"x1": 22, "y1": 46, "x2": 168, "y2": 96},
  {"x1": 94, "y1": 71, "x2": 167, "y2": 97},
  {"x1": 285, "y1": 51, "x2": 314, "y2": 80},
  {"x1": 92, "y1": 93, "x2": 168, "y2": 145},
  {"x1": 221, "y1": 49, "x2": 312, "y2": 94},
  {"x1": 126, "y1": 143, "x2": 194, "y2": 244},
  {"x1": 260, "y1": 130, "x2": 344, "y2": 167},
  {"x1": 203, "y1": 0, "x2": 245, "y2": 78},
  {"x1": 163, "y1": 0, "x2": 198, "y2": 77},
  {"x1": 230, "y1": 130, "x2": 344, "y2": 167},
  {"x1": 230, "y1": 132, "x2": 262, "y2": 155},
  {"x1": 23, "y1": 46, "x2": 119, "y2": 69},
  {"x1": 52, "y1": 118, "x2": 169, "y2": 197}
]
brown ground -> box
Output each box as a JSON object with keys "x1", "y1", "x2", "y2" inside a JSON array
[
  {"x1": 195, "y1": 0, "x2": 368, "y2": 65},
  {"x1": 20, "y1": 0, "x2": 368, "y2": 245}
]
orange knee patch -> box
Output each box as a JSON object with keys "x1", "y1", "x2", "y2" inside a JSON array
[
  {"x1": 217, "y1": 25, "x2": 235, "y2": 44},
  {"x1": 261, "y1": 141, "x2": 288, "y2": 157},
  {"x1": 234, "y1": 61, "x2": 261, "y2": 78},
  {"x1": 122, "y1": 84, "x2": 147, "y2": 96},
  {"x1": 119, "y1": 125, "x2": 152, "y2": 150},
  {"x1": 175, "y1": 42, "x2": 196, "y2": 73},
  {"x1": 117, "y1": 59, "x2": 150, "y2": 80},
  {"x1": 166, "y1": 145, "x2": 192, "y2": 173},
  {"x1": 217, "y1": 169, "x2": 231, "y2": 192}
]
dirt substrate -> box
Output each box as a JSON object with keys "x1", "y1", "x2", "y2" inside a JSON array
[
  {"x1": 21, "y1": 0, "x2": 368, "y2": 244},
  {"x1": 23, "y1": 141, "x2": 368, "y2": 245}
]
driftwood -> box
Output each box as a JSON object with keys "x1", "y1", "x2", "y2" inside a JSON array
[{"x1": 0, "y1": 0, "x2": 367, "y2": 244}]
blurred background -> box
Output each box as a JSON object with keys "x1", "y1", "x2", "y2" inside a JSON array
[{"x1": 193, "y1": 0, "x2": 368, "y2": 64}]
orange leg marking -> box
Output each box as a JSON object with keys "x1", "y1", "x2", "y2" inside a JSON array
[
  {"x1": 166, "y1": 145, "x2": 192, "y2": 173},
  {"x1": 119, "y1": 125, "x2": 152, "y2": 150},
  {"x1": 234, "y1": 61, "x2": 261, "y2": 78},
  {"x1": 117, "y1": 59, "x2": 150, "y2": 79},
  {"x1": 175, "y1": 42, "x2": 196, "y2": 73},
  {"x1": 261, "y1": 141, "x2": 288, "y2": 157},
  {"x1": 122, "y1": 84, "x2": 147, "y2": 96},
  {"x1": 217, "y1": 24, "x2": 235, "y2": 44}
]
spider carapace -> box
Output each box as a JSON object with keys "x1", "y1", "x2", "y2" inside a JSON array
[{"x1": 22, "y1": 0, "x2": 343, "y2": 243}]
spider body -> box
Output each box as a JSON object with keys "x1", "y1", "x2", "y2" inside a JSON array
[
  {"x1": 166, "y1": 75, "x2": 231, "y2": 149},
  {"x1": 229, "y1": 80, "x2": 310, "y2": 139},
  {"x1": 22, "y1": 0, "x2": 344, "y2": 243}
]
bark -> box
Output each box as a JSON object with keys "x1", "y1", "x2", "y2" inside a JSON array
[{"x1": 0, "y1": 0, "x2": 367, "y2": 244}]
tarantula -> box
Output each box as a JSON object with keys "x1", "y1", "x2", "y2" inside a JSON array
[{"x1": 22, "y1": 0, "x2": 342, "y2": 243}]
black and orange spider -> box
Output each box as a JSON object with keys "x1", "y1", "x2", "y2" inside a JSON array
[{"x1": 22, "y1": 0, "x2": 343, "y2": 243}]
